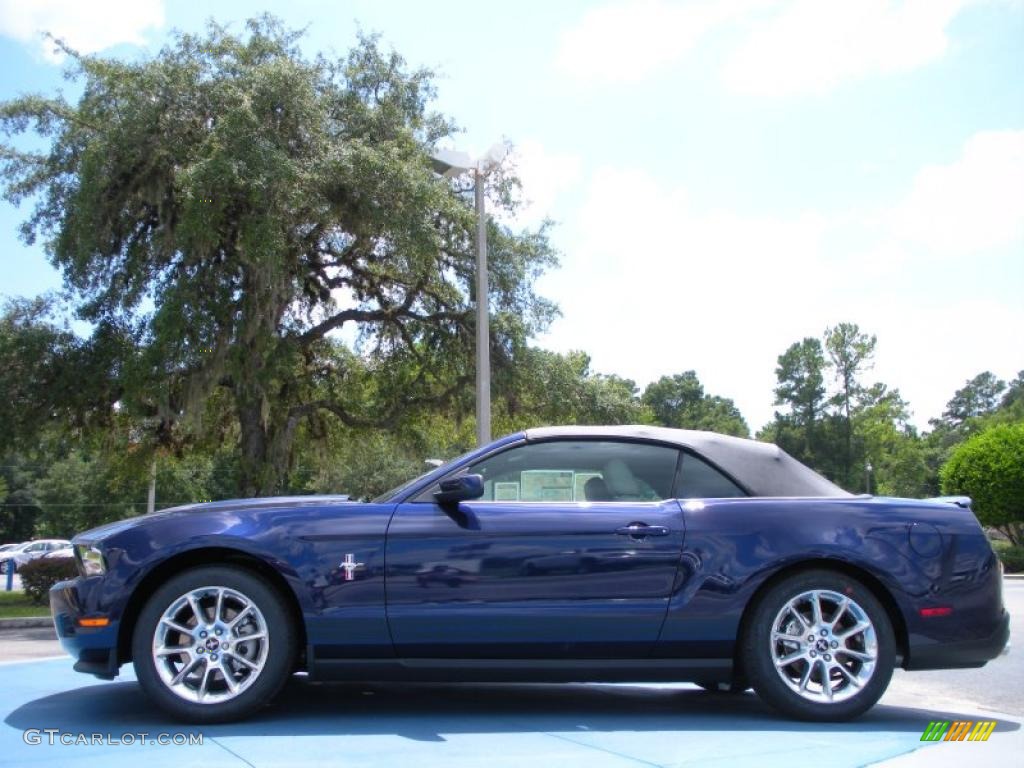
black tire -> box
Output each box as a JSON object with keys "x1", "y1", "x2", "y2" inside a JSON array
[
  {"x1": 132, "y1": 565, "x2": 297, "y2": 723},
  {"x1": 741, "y1": 569, "x2": 895, "y2": 721}
]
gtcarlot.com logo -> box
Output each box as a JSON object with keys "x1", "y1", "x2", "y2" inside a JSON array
[
  {"x1": 920, "y1": 721, "x2": 997, "y2": 742},
  {"x1": 23, "y1": 729, "x2": 204, "y2": 746}
]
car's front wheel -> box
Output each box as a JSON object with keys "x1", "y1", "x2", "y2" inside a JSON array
[
  {"x1": 132, "y1": 565, "x2": 297, "y2": 723},
  {"x1": 742, "y1": 569, "x2": 895, "y2": 721}
]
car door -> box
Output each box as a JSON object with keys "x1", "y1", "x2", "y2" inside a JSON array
[
  {"x1": 385, "y1": 439, "x2": 685, "y2": 658},
  {"x1": 656, "y1": 450, "x2": 753, "y2": 657}
]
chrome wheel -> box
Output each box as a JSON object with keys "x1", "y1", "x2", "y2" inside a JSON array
[
  {"x1": 151, "y1": 585, "x2": 270, "y2": 705},
  {"x1": 769, "y1": 589, "x2": 877, "y2": 704}
]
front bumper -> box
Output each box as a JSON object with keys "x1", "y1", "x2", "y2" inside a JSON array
[{"x1": 50, "y1": 577, "x2": 121, "y2": 679}]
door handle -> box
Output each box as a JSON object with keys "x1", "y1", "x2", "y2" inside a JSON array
[{"x1": 615, "y1": 524, "x2": 670, "y2": 538}]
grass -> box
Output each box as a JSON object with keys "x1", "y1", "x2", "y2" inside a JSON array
[
  {"x1": 991, "y1": 539, "x2": 1011, "y2": 554},
  {"x1": 0, "y1": 590, "x2": 50, "y2": 619}
]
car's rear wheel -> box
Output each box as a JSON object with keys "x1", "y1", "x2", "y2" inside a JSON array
[
  {"x1": 132, "y1": 565, "x2": 296, "y2": 723},
  {"x1": 742, "y1": 569, "x2": 895, "y2": 721}
]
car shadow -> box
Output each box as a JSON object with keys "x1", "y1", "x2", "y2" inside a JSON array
[{"x1": 6, "y1": 677, "x2": 1020, "y2": 743}]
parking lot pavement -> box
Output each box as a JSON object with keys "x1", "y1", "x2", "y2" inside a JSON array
[
  {"x1": 0, "y1": 578, "x2": 1017, "y2": 767},
  {"x1": 0, "y1": 627, "x2": 62, "y2": 663},
  {"x1": 0, "y1": 658, "x2": 1019, "y2": 768}
]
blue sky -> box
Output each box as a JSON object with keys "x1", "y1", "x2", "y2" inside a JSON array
[{"x1": 1, "y1": 0, "x2": 1022, "y2": 431}]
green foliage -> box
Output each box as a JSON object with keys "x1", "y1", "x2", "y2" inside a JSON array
[
  {"x1": 0, "y1": 454, "x2": 42, "y2": 543},
  {"x1": 642, "y1": 371, "x2": 748, "y2": 437},
  {"x1": 0, "y1": 16, "x2": 558, "y2": 496},
  {"x1": 771, "y1": 338, "x2": 829, "y2": 467},
  {"x1": 764, "y1": 323, "x2": 947, "y2": 496},
  {"x1": 996, "y1": 545, "x2": 1024, "y2": 573},
  {"x1": 941, "y1": 372, "x2": 1006, "y2": 428},
  {"x1": 1002, "y1": 371, "x2": 1024, "y2": 411},
  {"x1": 301, "y1": 429, "x2": 428, "y2": 501},
  {"x1": 824, "y1": 323, "x2": 876, "y2": 487},
  {"x1": 941, "y1": 423, "x2": 1024, "y2": 545},
  {"x1": 496, "y1": 349, "x2": 650, "y2": 430},
  {"x1": 853, "y1": 384, "x2": 928, "y2": 497},
  {"x1": 17, "y1": 556, "x2": 78, "y2": 604},
  {"x1": 0, "y1": 297, "x2": 108, "y2": 447}
]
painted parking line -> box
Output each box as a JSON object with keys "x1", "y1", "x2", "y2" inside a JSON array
[{"x1": 0, "y1": 660, "x2": 1020, "y2": 768}]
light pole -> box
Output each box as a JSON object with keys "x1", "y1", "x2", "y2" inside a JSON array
[{"x1": 430, "y1": 144, "x2": 507, "y2": 446}]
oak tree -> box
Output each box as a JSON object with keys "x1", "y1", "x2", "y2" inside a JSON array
[{"x1": 0, "y1": 18, "x2": 557, "y2": 495}]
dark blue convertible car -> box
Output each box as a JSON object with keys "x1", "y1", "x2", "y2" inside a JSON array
[{"x1": 50, "y1": 426, "x2": 1010, "y2": 723}]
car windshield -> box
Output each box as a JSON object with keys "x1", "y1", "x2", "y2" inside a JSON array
[{"x1": 371, "y1": 445, "x2": 481, "y2": 503}]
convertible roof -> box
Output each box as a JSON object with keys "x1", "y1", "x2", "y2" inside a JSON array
[{"x1": 524, "y1": 425, "x2": 851, "y2": 498}]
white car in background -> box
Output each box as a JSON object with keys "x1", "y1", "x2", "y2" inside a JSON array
[
  {"x1": 39, "y1": 543, "x2": 74, "y2": 561},
  {"x1": 0, "y1": 539, "x2": 72, "y2": 574}
]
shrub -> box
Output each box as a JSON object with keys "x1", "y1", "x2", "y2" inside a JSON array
[
  {"x1": 18, "y1": 557, "x2": 78, "y2": 605},
  {"x1": 999, "y1": 546, "x2": 1024, "y2": 574},
  {"x1": 990, "y1": 538, "x2": 1011, "y2": 555},
  {"x1": 941, "y1": 422, "x2": 1024, "y2": 546}
]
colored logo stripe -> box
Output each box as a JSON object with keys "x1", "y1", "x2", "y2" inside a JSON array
[
  {"x1": 921, "y1": 720, "x2": 997, "y2": 742},
  {"x1": 945, "y1": 721, "x2": 972, "y2": 741},
  {"x1": 969, "y1": 721, "x2": 997, "y2": 741}
]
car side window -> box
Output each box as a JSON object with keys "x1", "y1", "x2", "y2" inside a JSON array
[
  {"x1": 677, "y1": 452, "x2": 747, "y2": 498},
  {"x1": 419, "y1": 440, "x2": 680, "y2": 502}
]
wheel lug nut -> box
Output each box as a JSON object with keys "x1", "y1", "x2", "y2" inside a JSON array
[
  {"x1": 809, "y1": 650, "x2": 817, "y2": 657},
  {"x1": 824, "y1": 654, "x2": 831, "y2": 661},
  {"x1": 222, "y1": 643, "x2": 229, "y2": 650},
  {"x1": 210, "y1": 653, "x2": 218, "y2": 661},
  {"x1": 807, "y1": 635, "x2": 815, "y2": 642},
  {"x1": 820, "y1": 629, "x2": 828, "y2": 636},
  {"x1": 215, "y1": 628, "x2": 222, "y2": 636},
  {"x1": 200, "y1": 631, "x2": 207, "y2": 638},
  {"x1": 831, "y1": 641, "x2": 838, "y2": 649},
  {"x1": 196, "y1": 647, "x2": 203, "y2": 654}
]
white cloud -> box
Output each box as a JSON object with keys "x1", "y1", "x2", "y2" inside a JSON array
[
  {"x1": 556, "y1": 0, "x2": 987, "y2": 94},
  {"x1": 538, "y1": 165, "x2": 832, "y2": 429},
  {"x1": 723, "y1": 0, "x2": 978, "y2": 97},
  {"x1": 892, "y1": 129, "x2": 1024, "y2": 255},
  {"x1": 505, "y1": 139, "x2": 582, "y2": 227},
  {"x1": 0, "y1": 0, "x2": 164, "y2": 62},
  {"x1": 554, "y1": 0, "x2": 747, "y2": 83},
  {"x1": 537, "y1": 128, "x2": 1024, "y2": 430}
]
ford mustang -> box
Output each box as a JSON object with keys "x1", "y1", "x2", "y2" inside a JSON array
[{"x1": 50, "y1": 425, "x2": 1010, "y2": 723}]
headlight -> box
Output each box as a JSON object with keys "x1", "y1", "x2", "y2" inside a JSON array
[{"x1": 75, "y1": 544, "x2": 107, "y2": 576}]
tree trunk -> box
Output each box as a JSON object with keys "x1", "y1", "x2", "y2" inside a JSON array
[
  {"x1": 237, "y1": 397, "x2": 270, "y2": 497},
  {"x1": 237, "y1": 394, "x2": 300, "y2": 497}
]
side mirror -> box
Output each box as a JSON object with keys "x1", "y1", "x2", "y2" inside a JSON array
[{"x1": 434, "y1": 474, "x2": 485, "y2": 505}]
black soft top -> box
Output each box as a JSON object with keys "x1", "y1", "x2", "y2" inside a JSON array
[{"x1": 524, "y1": 425, "x2": 851, "y2": 498}]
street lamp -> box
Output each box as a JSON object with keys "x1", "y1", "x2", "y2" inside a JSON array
[{"x1": 430, "y1": 143, "x2": 508, "y2": 447}]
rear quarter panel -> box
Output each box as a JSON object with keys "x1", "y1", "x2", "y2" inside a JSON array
[{"x1": 657, "y1": 496, "x2": 1002, "y2": 665}]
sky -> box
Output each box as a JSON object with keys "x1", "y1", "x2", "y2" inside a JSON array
[{"x1": 0, "y1": 0, "x2": 1021, "y2": 432}]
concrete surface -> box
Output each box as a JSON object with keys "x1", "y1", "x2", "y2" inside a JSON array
[
  {"x1": 0, "y1": 580, "x2": 1017, "y2": 767},
  {"x1": 0, "y1": 618, "x2": 53, "y2": 629},
  {"x1": 0, "y1": 626, "x2": 61, "y2": 662}
]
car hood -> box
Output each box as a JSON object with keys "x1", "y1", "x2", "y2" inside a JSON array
[{"x1": 73, "y1": 494, "x2": 360, "y2": 543}]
